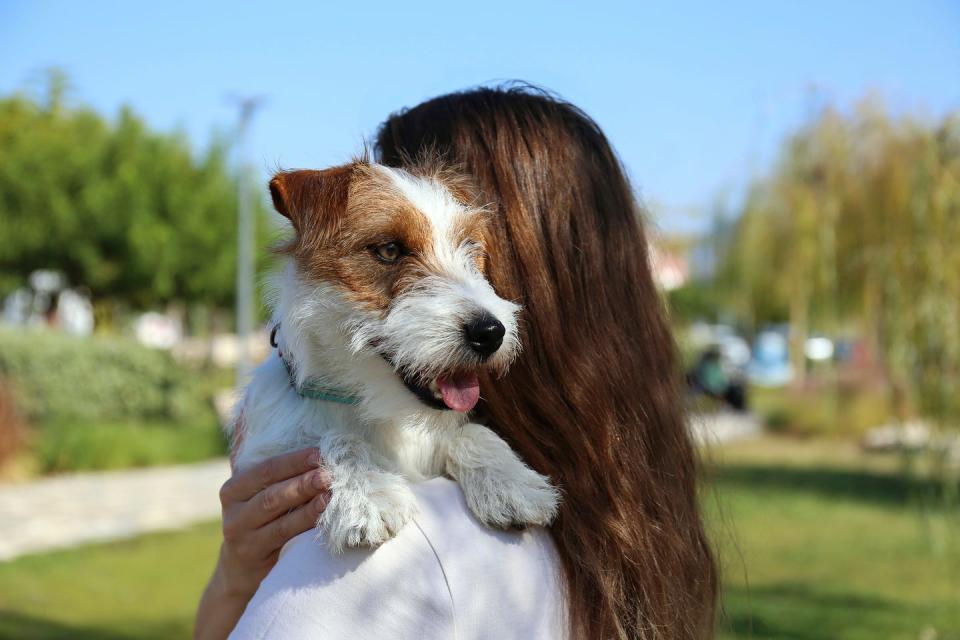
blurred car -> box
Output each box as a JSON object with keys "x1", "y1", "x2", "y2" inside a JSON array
[
  {"x1": 804, "y1": 335, "x2": 835, "y2": 362},
  {"x1": 748, "y1": 327, "x2": 793, "y2": 387}
]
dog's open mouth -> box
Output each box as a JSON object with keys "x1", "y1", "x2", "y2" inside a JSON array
[
  {"x1": 384, "y1": 356, "x2": 480, "y2": 413},
  {"x1": 432, "y1": 372, "x2": 481, "y2": 412},
  {"x1": 404, "y1": 370, "x2": 481, "y2": 413}
]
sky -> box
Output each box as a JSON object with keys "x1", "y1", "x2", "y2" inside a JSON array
[{"x1": 2, "y1": 1, "x2": 959, "y2": 233}]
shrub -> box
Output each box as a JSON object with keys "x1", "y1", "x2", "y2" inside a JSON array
[
  {"x1": 751, "y1": 384, "x2": 892, "y2": 437},
  {"x1": 36, "y1": 419, "x2": 226, "y2": 473},
  {"x1": 0, "y1": 378, "x2": 26, "y2": 467},
  {"x1": 0, "y1": 327, "x2": 213, "y2": 425}
]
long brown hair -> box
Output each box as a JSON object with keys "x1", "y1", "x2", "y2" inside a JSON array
[{"x1": 376, "y1": 85, "x2": 717, "y2": 639}]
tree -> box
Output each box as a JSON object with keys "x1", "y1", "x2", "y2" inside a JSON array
[
  {"x1": 720, "y1": 98, "x2": 960, "y2": 428},
  {"x1": 0, "y1": 71, "x2": 274, "y2": 318}
]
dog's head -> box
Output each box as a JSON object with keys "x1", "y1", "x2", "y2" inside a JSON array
[{"x1": 270, "y1": 161, "x2": 519, "y2": 415}]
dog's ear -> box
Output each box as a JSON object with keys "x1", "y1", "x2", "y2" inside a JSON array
[{"x1": 268, "y1": 165, "x2": 354, "y2": 235}]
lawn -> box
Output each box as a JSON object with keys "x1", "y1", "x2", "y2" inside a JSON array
[
  {"x1": 0, "y1": 436, "x2": 957, "y2": 639},
  {"x1": 0, "y1": 522, "x2": 221, "y2": 639},
  {"x1": 708, "y1": 437, "x2": 960, "y2": 639}
]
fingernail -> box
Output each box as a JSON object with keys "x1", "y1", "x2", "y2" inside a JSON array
[
  {"x1": 315, "y1": 490, "x2": 332, "y2": 510},
  {"x1": 307, "y1": 449, "x2": 321, "y2": 466},
  {"x1": 312, "y1": 470, "x2": 329, "y2": 490}
]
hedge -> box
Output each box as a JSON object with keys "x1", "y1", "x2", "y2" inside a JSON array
[{"x1": 0, "y1": 327, "x2": 213, "y2": 426}]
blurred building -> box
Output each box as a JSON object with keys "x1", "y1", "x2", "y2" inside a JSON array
[{"x1": 648, "y1": 239, "x2": 690, "y2": 291}]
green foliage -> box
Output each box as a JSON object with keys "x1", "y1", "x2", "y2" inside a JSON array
[
  {"x1": 667, "y1": 281, "x2": 720, "y2": 324},
  {"x1": 0, "y1": 327, "x2": 214, "y2": 426},
  {"x1": 720, "y1": 98, "x2": 960, "y2": 425},
  {"x1": 35, "y1": 420, "x2": 225, "y2": 473},
  {"x1": 750, "y1": 385, "x2": 892, "y2": 437},
  {"x1": 0, "y1": 70, "x2": 274, "y2": 309}
]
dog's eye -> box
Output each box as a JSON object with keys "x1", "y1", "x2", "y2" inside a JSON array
[{"x1": 372, "y1": 242, "x2": 403, "y2": 263}]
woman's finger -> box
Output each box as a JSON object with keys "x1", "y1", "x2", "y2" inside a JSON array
[
  {"x1": 241, "y1": 466, "x2": 332, "y2": 529},
  {"x1": 256, "y1": 491, "x2": 332, "y2": 554},
  {"x1": 220, "y1": 448, "x2": 321, "y2": 503}
]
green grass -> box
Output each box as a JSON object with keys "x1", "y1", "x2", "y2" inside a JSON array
[
  {"x1": 708, "y1": 437, "x2": 960, "y2": 639},
  {"x1": 0, "y1": 436, "x2": 957, "y2": 639},
  {"x1": 0, "y1": 522, "x2": 221, "y2": 639}
]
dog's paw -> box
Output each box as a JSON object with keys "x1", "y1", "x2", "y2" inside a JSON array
[
  {"x1": 460, "y1": 463, "x2": 560, "y2": 529},
  {"x1": 319, "y1": 472, "x2": 418, "y2": 553}
]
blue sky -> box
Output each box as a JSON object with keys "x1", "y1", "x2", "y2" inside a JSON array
[{"x1": 2, "y1": 1, "x2": 958, "y2": 233}]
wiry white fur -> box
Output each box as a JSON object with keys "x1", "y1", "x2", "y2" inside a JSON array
[
  {"x1": 350, "y1": 273, "x2": 520, "y2": 383},
  {"x1": 233, "y1": 166, "x2": 559, "y2": 553}
]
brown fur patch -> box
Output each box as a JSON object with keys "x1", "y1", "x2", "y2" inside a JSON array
[
  {"x1": 269, "y1": 162, "x2": 489, "y2": 314},
  {"x1": 269, "y1": 166, "x2": 352, "y2": 238}
]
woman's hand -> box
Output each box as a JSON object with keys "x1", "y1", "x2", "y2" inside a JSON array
[
  {"x1": 218, "y1": 447, "x2": 332, "y2": 597},
  {"x1": 195, "y1": 448, "x2": 331, "y2": 640}
]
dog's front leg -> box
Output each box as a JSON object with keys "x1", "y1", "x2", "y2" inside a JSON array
[
  {"x1": 318, "y1": 431, "x2": 418, "y2": 553},
  {"x1": 446, "y1": 422, "x2": 560, "y2": 529}
]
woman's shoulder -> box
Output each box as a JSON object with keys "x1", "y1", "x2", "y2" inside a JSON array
[
  {"x1": 411, "y1": 477, "x2": 562, "y2": 595},
  {"x1": 412, "y1": 479, "x2": 567, "y2": 639},
  {"x1": 229, "y1": 477, "x2": 566, "y2": 640}
]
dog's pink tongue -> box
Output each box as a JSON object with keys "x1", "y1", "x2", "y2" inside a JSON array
[{"x1": 437, "y1": 373, "x2": 480, "y2": 412}]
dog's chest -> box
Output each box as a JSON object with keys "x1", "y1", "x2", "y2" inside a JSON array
[{"x1": 236, "y1": 356, "x2": 450, "y2": 479}]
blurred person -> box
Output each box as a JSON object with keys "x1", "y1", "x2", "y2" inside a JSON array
[
  {"x1": 197, "y1": 86, "x2": 717, "y2": 640},
  {"x1": 688, "y1": 346, "x2": 748, "y2": 411},
  {"x1": 55, "y1": 288, "x2": 94, "y2": 336}
]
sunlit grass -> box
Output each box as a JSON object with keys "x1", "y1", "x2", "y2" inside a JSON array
[
  {"x1": 0, "y1": 522, "x2": 221, "y2": 639},
  {"x1": 709, "y1": 437, "x2": 960, "y2": 639}
]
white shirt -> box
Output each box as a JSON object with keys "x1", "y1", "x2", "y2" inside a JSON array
[{"x1": 230, "y1": 478, "x2": 568, "y2": 640}]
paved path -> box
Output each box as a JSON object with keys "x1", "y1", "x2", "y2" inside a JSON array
[
  {"x1": 0, "y1": 459, "x2": 230, "y2": 561},
  {"x1": 688, "y1": 411, "x2": 762, "y2": 446}
]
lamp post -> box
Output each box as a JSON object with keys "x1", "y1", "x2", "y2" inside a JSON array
[{"x1": 230, "y1": 96, "x2": 264, "y2": 387}]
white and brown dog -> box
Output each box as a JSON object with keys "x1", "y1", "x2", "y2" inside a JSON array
[{"x1": 230, "y1": 160, "x2": 559, "y2": 552}]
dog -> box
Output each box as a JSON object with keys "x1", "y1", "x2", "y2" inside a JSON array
[{"x1": 230, "y1": 160, "x2": 560, "y2": 552}]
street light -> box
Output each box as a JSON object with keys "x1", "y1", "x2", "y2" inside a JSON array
[{"x1": 228, "y1": 95, "x2": 265, "y2": 388}]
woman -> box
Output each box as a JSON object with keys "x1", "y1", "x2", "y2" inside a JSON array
[{"x1": 196, "y1": 85, "x2": 717, "y2": 640}]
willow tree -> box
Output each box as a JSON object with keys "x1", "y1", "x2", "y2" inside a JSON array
[{"x1": 723, "y1": 99, "x2": 960, "y2": 429}]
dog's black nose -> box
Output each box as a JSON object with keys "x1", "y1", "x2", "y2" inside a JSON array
[{"x1": 464, "y1": 314, "x2": 506, "y2": 358}]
